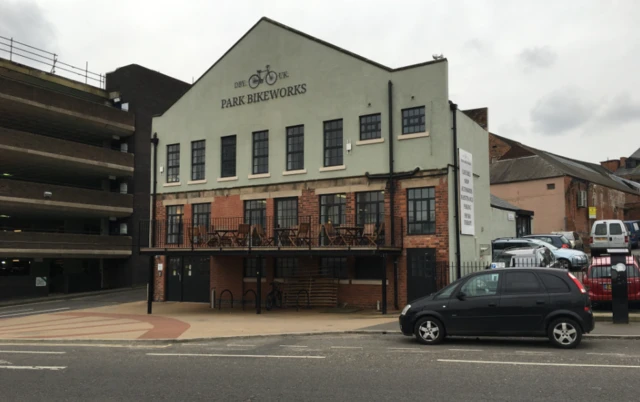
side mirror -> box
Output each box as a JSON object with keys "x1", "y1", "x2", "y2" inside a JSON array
[{"x1": 456, "y1": 291, "x2": 466, "y2": 301}]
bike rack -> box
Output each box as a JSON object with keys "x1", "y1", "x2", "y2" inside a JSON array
[
  {"x1": 242, "y1": 289, "x2": 257, "y2": 311},
  {"x1": 296, "y1": 289, "x2": 311, "y2": 312},
  {"x1": 218, "y1": 289, "x2": 233, "y2": 310}
]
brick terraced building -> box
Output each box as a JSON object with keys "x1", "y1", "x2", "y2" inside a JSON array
[{"x1": 141, "y1": 18, "x2": 493, "y2": 312}]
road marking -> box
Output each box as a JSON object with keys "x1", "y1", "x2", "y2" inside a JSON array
[
  {"x1": 279, "y1": 345, "x2": 308, "y2": 348},
  {"x1": 0, "y1": 307, "x2": 70, "y2": 319},
  {"x1": 0, "y1": 350, "x2": 65, "y2": 355},
  {"x1": 448, "y1": 348, "x2": 483, "y2": 352},
  {"x1": 388, "y1": 347, "x2": 422, "y2": 351},
  {"x1": 0, "y1": 343, "x2": 170, "y2": 349},
  {"x1": 0, "y1": 309, "x2": 33, "y2": 315},
  {"x1": 331, "y1": 346, "x2": 363, "y2": 350},
  {"x1": 0, "y1": 365, "x2": 66, "y2": 371},
  {"x1": 438, "y1": 359, "x2": 640, "y2": 369},
  {"x1": 227, "y1": 344, "x2": 255, "y2": 347},
  {"x1": 515, "y1": 351, "x2": 552, "y2": 355},
  {"x1": 147, "y1": 353, "x2": 325, "y2": 359}
]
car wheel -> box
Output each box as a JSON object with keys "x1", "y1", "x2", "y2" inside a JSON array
[
  {"x1": 548, "y1": 318, "x2": 582, "y2": 349},
  {"x1": 559, "y1": 259, "x2": 571, "y2": 270},
  {"x1": 414, "y1": 317, "x2": 445, "y2": 345}
]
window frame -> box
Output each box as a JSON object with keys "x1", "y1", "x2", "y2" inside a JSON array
[
  {"x1": 319, "y1": 194, "x2": 346, "y2": 225},
  {"x1": 221, "y1": 135, "x2": 237, "y2": 178},
  {"x1": 244, "y1": 199, "x2": 267, "y2": 227},
  {"x1": 275, "y1": 197, "x2": 298, "y2": 229},
  {"x1": 401, "y1": 106, "x2": 426, "y2": 135},
  {"x1": 460, "y1": 272, "x2": 501, "y2": 298},
  {"x1": 354, "y1": 257, "x2": 384, "y2": 280},
  {"x1": 407, "y1": 187, "x2": 436, "y2": 235},
  {"x1": 244, "y1": 258, "x2": 266, "y2": 278},
  {"x1": 166, "y1": 144, "x2": 180, "y2": 183},
  {"x1": 275, "y1": 258, "x2": 298, "y2": 278},
  {"x1": 166, "y1": 205, "x2": 184, "y2": 244},
  {"x1": 192, "y1": 203, "x2": 211, "y2": 228},
  {"x1": 286, "y1": 125, "x2": 304, "y2": 171},
  {"x1": 359, "y1": 113, "x2": 381, "y2": 141},
  {"x1": 323, "y1": 119, "x2": 343, "y2": 167},
  {"x1": 252, "y1": 130, "x2": 269, "y2": 175},
  {"x1": 356, "y1": 191, "x2": 385, "y2": 226},
  {"x1": 502, "y1": 271, "x2": 544, "y2": 295},
  {"x1": 190, "y1": 140, "x2": 206, "y2": 181},
  {"x1": 320, "y1": 257, "x2": 348, "y2": 279}
]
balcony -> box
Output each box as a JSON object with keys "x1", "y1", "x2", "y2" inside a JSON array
[
  {"x1": 0, "y1": 179, "x2": 133, "y2": 218},
  {"x1": 0, "y1": 230, "x2": 131, "y2": 258},
  {"x1": 0, "y1": 127, "x2": 134, "y2": 178},
  {"x1": 139, "y1": 216, "x2": 404, "y2": 255}
]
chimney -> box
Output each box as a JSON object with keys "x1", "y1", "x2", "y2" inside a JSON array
[
  {"x1": 600, "y1": 159, "x2": 621, "y2": 173},
  {"x1": 462, "y1": 108, "x2": 489, "y2": 131}
]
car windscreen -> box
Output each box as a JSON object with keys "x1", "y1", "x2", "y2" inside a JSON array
[
  {"x1": 610, "y1": 223, "x2": 624, "y2": 235},
  {"x1": 434, "y1": 279, "x2": 462, "y2": 299},
  {"x1": 559, "y1": 236, "x2": 571, "y2": 245},
  {"x1": 589, "y1": 265, "x2": 639, "y2": 279}
]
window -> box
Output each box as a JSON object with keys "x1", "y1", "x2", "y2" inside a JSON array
[
  {"x1": 244, "y1": 258, "x2": 266, "y2": 278},
  {"x1": 547, "y1": 183, "x2": 555, "y2": 190},
  {"x1": 276, "y1": 258, "x2": 298, "y2": 278},
  {"x1": 275, "y1": 198, "x2": 298, "y2": 228},
  {"x1": 320, "y1": 257, "x2": 347, "y2": 278},
  {"x1": 594, "y1": 223, "x2": 607, "y2": 236},
  {"x1": 539, "y1": 273, "x2": 570, "y2": 293},
  {"x1": 323, "y1": 119, "x2": 343, "y2": 167},
  {"x1": 320, "y1": 194, "x2": 346, "y2": 225},
  {"x1": 407, "y1": 187, "x2": 435, "y2": 234},
  {"x1": 356, "y1": 191, "x2": 384, "y2": 226},
  {"x1": 192, "y1": 203, "x2": 210, "y2": 228},
  {"x1": 191, "y1": 140, "x2": 206, "y2": 181},
  {"x1": 355, "y1": 257, "x2": 383, "y2": 279},
  {"x1": 401, "y1": 106, "x2": 425, "y2": 134},
  {"x1": 166, "y1": 205, "x2": 184, "y2": 244},
  {"x1": 590, "y1": 265, "x2": 639, "y2": 279},
  {"x1": 221, "y1": 135, "x2": 236, "y2": 178},
  {"x1": 435, "y1": 279, "x2": 461, "y2": 300},
  {"x1": 503, "y1": 272, "x2": 542, "y2": 294},
  {"x1": 166, "y1": 144, "x2": 180, "y2": 183},
  {"x1": 359, "y1": 113, "x2": 381, "y2": 140},
  {"x1": 0, "y1": 259, "x2": 31, "y2": 276},
  {"x1": 286, "y1": 125, "x2": 304, "y2": 171},
  {"x1": 252, "y1": 130, "x2": 269, "y2": 174},
  {"x1": 244, "y1": 199, "x2": 266, "y2": 227},
  {"x1": 609, "y1": 223, "x2": 623, "y2": 235},
  {"x1": 460, "y1": 273, "x2": 500, "y2": 297}
]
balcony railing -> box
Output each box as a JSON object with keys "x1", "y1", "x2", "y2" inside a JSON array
[{"x1": 139, "y1": 215, "x2": 404, "y2": 251}]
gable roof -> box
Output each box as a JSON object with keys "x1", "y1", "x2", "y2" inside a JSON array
[
  {"x1": 158, "y1": 17, "x2": 447, "y2": 117},
  {"x1": 631, "y1": 147, "x2": 640, "y2": 160},
  {"x1": 489, "y1": 134, "x2": 640, "y2": 195},
  {"x1": 490, "y1": 194, "x2": 532, "y2": 213}
]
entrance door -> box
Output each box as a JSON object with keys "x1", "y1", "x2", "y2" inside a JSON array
[
  {"x1": 182, "y1": 256, "x2": 210, "y2": 303},
  {"x1": 166, "y1": 257, "x2": 183, "y2": 301},
  {"x1": 406, "y1": 248, "x2": 437, "y2": 302}
]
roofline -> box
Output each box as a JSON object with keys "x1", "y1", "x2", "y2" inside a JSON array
[
  {"x1": 155, "y1": 16, "x2": 448, "y2": 117},
  {"x1": 491, "y1": 175, "x2": 566, "y2": 186},
  {"x1": 107, "y1": 64, "x2": 189, "y2": 86},
  {"x1": 490, "y1": 204, "x2": 535, "y2": 216}
]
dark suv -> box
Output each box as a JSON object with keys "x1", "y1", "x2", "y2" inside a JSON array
[{"x1": 399, "y1": 268, "x2": 594, "y2": 348}]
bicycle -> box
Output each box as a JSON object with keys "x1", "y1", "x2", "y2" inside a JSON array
[
  {"x1": 249, "y1": 65, "x2": 278, "y2": 89},
  {"x1": 265, "y1": 281, "x2": 283, "y2": 311}
]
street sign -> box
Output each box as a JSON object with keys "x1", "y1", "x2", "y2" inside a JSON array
[{"x1": 589, "y1": 207, "x2": 596, "y2": 219}]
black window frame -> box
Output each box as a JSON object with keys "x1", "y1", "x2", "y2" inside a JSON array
[
  {"x1": 191, "y1": 140, "x2": 206, "y2": 181},
  {"x1": 407, "y1": 187, "x2": 436, "y2": 235},
  {"x1": 252, "y1": 130, "x2": 269, "y2": 175},
  {"x1": 286, "y1": 125, "x2": 304, "y2": 171},
  {"x1": 323, "y1": 119, "x2": 343, "y2": 167},
  {"x1": 244, "y1": 258, "x2": 266, "y2": 278},
  {"x1": 166, "y1": 144, "x2": 180, "y2": 183},
  {"x1": 275, "y1": 197, "x2": 298, "y2": 228},
  {"x1": 192, "y1": 203, "x2": 211, "y2": 228},
  {"x1": 401, "y1": 106, "x2": 426, "y2": 135},
  {"x1": 319, "y1": 194, "x2": 346, "y2": 225},
  {"x1": 356, "y1": 191, "x2": 385, "y2": 226},
  {"x1": 359, "y1": 113, "x2": 381, "y2": 141},
  {"x1": 320, "y1": 257, "x2": 348, "y2": 279},
  {"x1": 166, "y1": 205, "x2": 184, "y2": 244},
  {"x1": 244, "y1": 199, "x2": 267, "y2": 227},
  {"x1": 221, "y1": 135, "x2": 237, "y2": 178},
  {"x1": 354, "y1": 257, "x2": 384, "y2": 280},
  {"x1": 275, "y1": 258, "x2": 298, "y2": 278}
]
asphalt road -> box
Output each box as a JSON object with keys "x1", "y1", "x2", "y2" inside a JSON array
[
  {"x1": 0, "y1": 288, "x2": 145, "y2": 320},
  {"x1": 1, "y1": 335, "x2": 639, "y2": 401}
]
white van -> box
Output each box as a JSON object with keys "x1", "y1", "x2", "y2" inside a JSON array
[{"x1": 589, "y1": 219, "x2": 630, "y2": 256}]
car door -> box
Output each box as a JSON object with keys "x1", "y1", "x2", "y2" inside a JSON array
[
  {"x1": 608, "y1": 221, "x2": 626, "y2": 248},
  {"x1": 496, "y1": 271, "x2": 549, "y2": 334},
  {"x1": 445, "y1": 272, "x2": 502, "y2": 335}
]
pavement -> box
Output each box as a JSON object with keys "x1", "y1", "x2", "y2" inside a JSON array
[{"x1": 1, "y1": 334, "x2": 639, "y2": 401}]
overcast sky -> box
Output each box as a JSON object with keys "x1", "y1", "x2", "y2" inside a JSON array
[{"x1": 1, "y1": 0, "x2": 638, "y2": 163}]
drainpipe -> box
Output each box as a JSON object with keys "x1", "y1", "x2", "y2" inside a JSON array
[
  {"x1": 148, "y1": 133, "x2": 159, "y2": 315},
  {"x1": 450, "y1": 102, "x2": 462, "y2": 280},
  {"x1": 387, "y1": 80, "x2": 398, "y2": 312}
]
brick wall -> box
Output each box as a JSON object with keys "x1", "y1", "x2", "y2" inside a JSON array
[
  {"x1": 488, "y1": 134, "x2": 512, "y2": 164},
  {"x1": 153, "y1": 255, "x2": 166, "y2": 301},
  {"x1": 600, "y1": 159, "x2": 621, "y2": 173}
]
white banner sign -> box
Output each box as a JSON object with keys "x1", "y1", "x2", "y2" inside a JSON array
[{"x1": 459, "y1": 149, "x2": 475, "y2": 235}]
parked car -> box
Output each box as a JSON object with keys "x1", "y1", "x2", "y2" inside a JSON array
[
  {"x1": 399, "y1": 268, "x2": 595, "y2": 349},
  {"x1": 492, "y1": 238, "x2": 588, "y2": 271},
  {"x1": 582, "y1": 256, "x2": 640, "y2": 302},
  {"x1": 524, "y1": 234, "x2": 572, "y2": 249},
  {"x1": 589, "y1": 219, "x2": 630, "y2": 256},
  {"x1": 490, "y1": 247, "x2": 559, "y2": 268},
  {"x1": 624, "y1": 220, "x2": 640, "y2": 249},
  {"x1": 552, "y1": 231, "x2": 584, "y2": 251}
]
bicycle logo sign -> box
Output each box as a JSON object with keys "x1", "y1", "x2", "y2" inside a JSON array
[{"x1": 234, "y1": 65, "x2": 290, "y2": 89}]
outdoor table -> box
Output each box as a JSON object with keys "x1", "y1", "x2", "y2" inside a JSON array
[
  {"x1": 209, "y1": 229, "x2": 238, "y2": 246},
  {"x1": 336, "y1": 226, "x2": 363, "y2": 246},
  {"x1": 274, "y1": 227, "x2": 297, "y2": 246}
]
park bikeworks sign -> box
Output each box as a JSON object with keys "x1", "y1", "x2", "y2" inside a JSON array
[
  {"x1": 221, "y1": 64, "x2": 307, "y2": 109},
  {"x1": 459, "y1": 149, "x2": 475, "y2": 236}
]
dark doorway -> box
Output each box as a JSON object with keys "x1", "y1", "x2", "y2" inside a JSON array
[
  {"x1": 166, "y1": 257, "x2": 183, "y2": 302},
  {"x1": 166, "y1": 256, "x2": 210, "y2": 303},
  {"x1": 406, "y1": 248, "x2": 436, "y2": 302}
]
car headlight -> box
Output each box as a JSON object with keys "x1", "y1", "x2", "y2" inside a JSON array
[{"x1": 401, "y1": 304, "x2": 411, "y2": 316}]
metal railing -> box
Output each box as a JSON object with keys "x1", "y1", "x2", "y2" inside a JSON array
[{"x1": 0, "y1": 35, "x2": 105, "y2": 88}]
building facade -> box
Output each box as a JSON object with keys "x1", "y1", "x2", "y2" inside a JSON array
[
  {"x1": 143, "y1": 18, "x2": 492, "y2": 311},
  {"x1": 600, "y1": 149, "x2": 640, "y2": 220},
  {"x1": 0, "y1": 57, "x2": 188, "y2": 300},
  {"x1": 490, "y1": 194, "x2": 534, "y2": 240}
]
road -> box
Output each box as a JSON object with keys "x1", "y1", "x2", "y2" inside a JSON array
[
  {"x1": 0, "y1": 288, "x2": 145, "y2": 320},
  {"x1": 1, "y1": 334, "x2": 639, "y2": 401}
]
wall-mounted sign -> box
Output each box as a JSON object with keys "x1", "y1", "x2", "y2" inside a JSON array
[
  {"x1": 459, "y1": 149, "x2": 475, "y2": 236},
  {"x1": 35, "y1": 277, "x2": 47, "y2": 287},
  {"x1": 223, "y1": 64, "x2": 307, "y2": 109},
  {"x1": 589, "y1": 206, "x2": 597, "y2": 219},
  {"x1": 507, "y1": 212, "x2": 515, "y2": 221}
]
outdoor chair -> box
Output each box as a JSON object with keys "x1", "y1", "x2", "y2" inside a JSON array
[
  {"x1": 323, "y1": 222, "x2": 342, "y2": 246},
  {"x1": 235, "y1": 223, "x2": 251, "y2": 246},
  {"x1": 362, "y1": 223, "x2": 378, "y2": 246},
  {"x1": 253, "y1": 224, "x2": 274, "y2": 246},
  {"x1": 291, "y1": 222, "x2": 311, "y2": 246}
]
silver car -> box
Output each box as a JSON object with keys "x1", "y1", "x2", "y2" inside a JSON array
[{"x1": 552, "y1": 231, "x2": 584, "y2": 251}]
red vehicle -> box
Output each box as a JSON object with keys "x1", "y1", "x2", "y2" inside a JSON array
[{"x1": 582, "y1": 256, "x2": 640, "y2": 302}]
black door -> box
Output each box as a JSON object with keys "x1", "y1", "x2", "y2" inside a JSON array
[
  {"x1": 406, "y1": 248, "x2": 437, "y2": 302},
  {"x1": 496, "y1": 271, "x2": 550, "y2": 334},
  {"x1": 166, "y1": 257, "x2": 182, "y2": 302},
  {"x1": 182, "y1": 256, "x2": 210, "y2": 303},
  {"x1": 445, "y1": 272, "x2": 502, "y2": 335}
]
